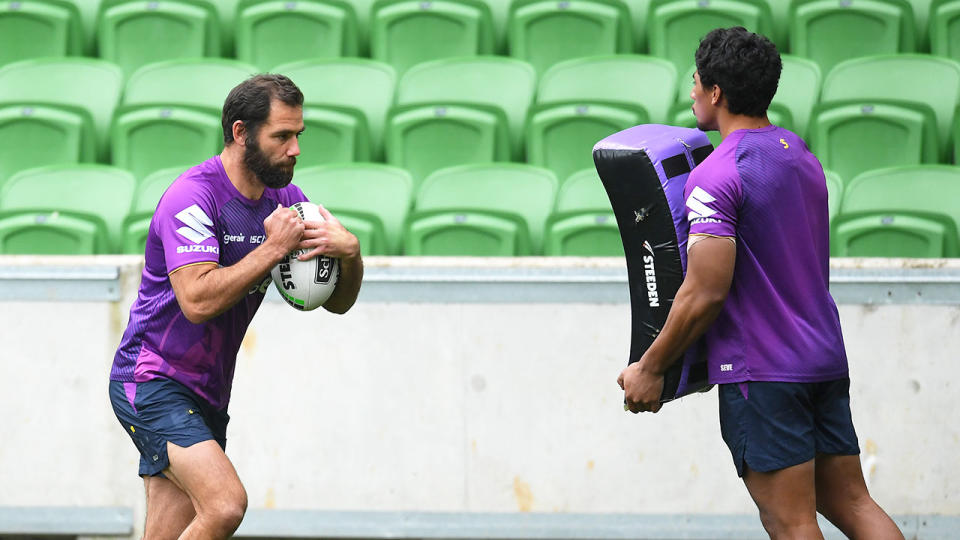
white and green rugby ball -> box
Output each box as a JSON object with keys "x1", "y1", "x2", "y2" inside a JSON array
[{"x1": 271, "y1": 202, "x2": 340, "y2": 311}]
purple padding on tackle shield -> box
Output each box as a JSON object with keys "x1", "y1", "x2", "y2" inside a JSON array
[{"x1": 593, "y1": 124, "x2": 714, "y2": 402}]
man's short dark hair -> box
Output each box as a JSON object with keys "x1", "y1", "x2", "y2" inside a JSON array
[
  {"x1": 221, "y1": 74, "x2": 303, "y2": 144},
  {"x1": 695, "y1": 27, "x2": 782, "y2": 118}
]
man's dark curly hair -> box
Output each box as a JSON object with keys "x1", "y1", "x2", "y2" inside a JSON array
[{"x1": 695, "y1": 27, "x2": 782, "y2": 118}]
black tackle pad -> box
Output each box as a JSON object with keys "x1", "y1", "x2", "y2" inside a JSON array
[{"x1": 593, "y1": 124, "x2": 715, "y2": 402}]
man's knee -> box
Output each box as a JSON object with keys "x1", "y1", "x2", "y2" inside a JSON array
[
  {"x1": 757, "y1": 506, "x2": 820, "y2": 539},
  {"x1": 203, "y1": 488, "x2": 247, "y2": 532}
]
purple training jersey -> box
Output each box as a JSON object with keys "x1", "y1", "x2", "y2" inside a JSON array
[
  {"x1": 685, "y1": 125, "x2": 848, "y2": 384},
  {"x1": 110, "y1": 156, "x2": 307, "y2": 409}
]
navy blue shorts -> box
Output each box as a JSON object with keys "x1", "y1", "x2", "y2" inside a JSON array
[
  {"x1": 719, "y1": 379, "x2": 860, "y2": 477},
  {"x1": 109, "y1": 378, "x2": 229, "y2": 477}
]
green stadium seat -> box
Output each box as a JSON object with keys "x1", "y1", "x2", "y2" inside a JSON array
[
  {"x1": 0, "y1": 0, "x2": 84, "y2": 66},
  {"x1": 0, "y1": 164, "x2": 136, "y2": 254},
  {"x1": 528, "y1": 55, "x2": 674, "y2": 181},
  {"x1": 370, "y1": 0, "x2": 495, "y2": 76},
  {"x1": 527, "y1": 102, "x2": 648, "y2": 184},
  {"x1": 97, "y1": 0, "x2": 221, "y2": 77},
  {"x1": 111, "y1": 59, "x2": 257, "y2": 181},
  {"x1": 820, "y1": 54, "x2": 960, "y2": 161},
  {"x1": 544, "y1": 168, "x2": 622, "y2": 256},
  {"x1": 832, "y1": 165, "x2": 960, "y2": 257},
  {"x1": 351, "y1": 0, "x2": 376, "y2": 54},
  {"x1": 0, "y1": 58, "x2": 123, "y2": 168},
  {"x1": 538, "y1": 55, "x2": 677, "y2": 123},
  {"x1": 235, "y1": 0, "x2": 359, "y2": 71},
  {"x1": 507, "y1": 0, "x2": 632, "y2": 75},
  {"x1": 293, "y1": 164, "x2": 414, "y2": 255},
  {"x1": 274, "y1": 59, "x2": 396, "y2": 162},
  {"x1": 772, "y1": 55, "x2": 822, "y2": 139},
  {"x1": 405, "y1": 163, "x2": 557, "y2": 255},
  {"x1": 808, "y1": 99, "x2": 938, "y2": 186},
  {"x1": 121, "y1": 165, "x2": 187, "y2": 254},
  {"x1": 388, "y1": 56, "x2": 536, "y2": 187},
  {"x1": 930, "y1": 0, "x2": 960, "y2": 59},
  {"x1": 0, "y1": 104, "x2": 96, "y2": 193},
  {"x1": 759, "y1": 0, "x2": 790, "y2": 49},
  {"x1": 789, "y1": 0, "x2": 916, "y2": 77},
  {"x1": 824, "y1": 168, "x2": 843, "y2": 222},
  {"x1": 648, "y1": 0, "x2": 774, "y2": 78}
]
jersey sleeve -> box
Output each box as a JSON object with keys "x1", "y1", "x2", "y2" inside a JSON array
[
  {"x1": 684, "y1": 167, "x2": 742, "y2": 239},
  {"x1": 152, "y1": 179, "x2": 221, "y2": 274}
]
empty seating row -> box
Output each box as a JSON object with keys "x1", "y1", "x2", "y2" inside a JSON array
[
  {"x1": 2, "y1": 0, "x2": 958, "y2": 81},
  {"x1": 0, "y1": 162, "x2": 621, "y2": 256},
  {"x1": 3, "y1": 162, "x2": 958, "y2": 257},
  {"x1": 2, "y1": 53, "x2": 959, "y2": 196}
]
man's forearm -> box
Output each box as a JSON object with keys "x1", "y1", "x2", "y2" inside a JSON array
[
  {"x1": 323, "y1": 253, "x2": 363, "y2": 314},
  {"x1": 173, "y1": 242, "x2": 288, "y2": 323},
  {"x1": 638, "y1": 284, "x2": 726, "y2": 375}
]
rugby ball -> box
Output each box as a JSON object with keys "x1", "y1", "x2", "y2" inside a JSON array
[{"x1": 271, "y1": 202, "x2": 340, "y2": 311}]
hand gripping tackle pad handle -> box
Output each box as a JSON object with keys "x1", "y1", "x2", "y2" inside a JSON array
[{"x1": 593, "y1": 124, "x2": 715, "y2": 402}]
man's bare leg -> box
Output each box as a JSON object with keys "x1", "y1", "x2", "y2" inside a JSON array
[
  {"x1": 743, "y1": 459, "x2": 824, "y2": 540},
  {"x1": 163, "y1": 440, "x2": 247, "y2": 539},
  {"x1": 143, "y1": 475, "x2": 195, "y2": 539},
  {"x1": 815, "y1": 453, "x2": 904, "y2": 539}
]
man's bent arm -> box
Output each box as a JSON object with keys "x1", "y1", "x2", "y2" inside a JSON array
[
  {"x1": 169, "y1": 242, "x2": 288, "y2": 324},
  {"x1": 638, "y1": 236, "x2": 736, "y2": 375}
]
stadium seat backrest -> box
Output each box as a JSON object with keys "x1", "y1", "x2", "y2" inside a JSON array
[
  {"x1": 537, "y1": 55, "x2": 677, "y2": 123},
  {"x1": 0, "y1": 103, "x2": 96, "y2": 190},
  {"x1": 235, "y1": 0, "x2": 359, "y2": 71},
  {"x1": 274, "y1": 59, "x2": 396, "y2": 161},
  {"x1": 123, "y1": 58, "x2": 258, "y2": 109},
  {"x1": 834, "y1": 164, "x2": 960, "y2": 256},
  {"x1": 97, "y1": 0, "x2": 221, "y2": 77},
  {"x1": 840, "y1": 165, "x2": 960, "y2": 227},
  {"x1": 0, "y1": 58, "x2": 123, "y2": 161},
  {"x1": 648, "y1": 0, "x2": 774, "y2": 76},
  {"x1": 415, "y1": 163, "x2": 558, "y2": 252},
  {"x1": 396, "y1": 56, "x2": 537, "y2": 157},
  {"x1": 508, "y1": 0, "x2": 633, "y2": 75},
  {"x1": 627, "y1": 0, "x2": 652, "y2": 52},
  {"x1": 790, "y1": 0, "x2": 916, "y2": 76},
  {"x1": 293, "y1": 163, "x2": 414, "y2": 255},
  {"x1": 821, "y1": 54, "x2": 960, "y2": 159},
  {"x1": 0, "y1": 0, "x2": 84, "y2": 66},
  {"x1": 556, "y1": 168, "x2": 611, "y2": 212},
  {"x1": 930, "y1": 0, "x2": 960, "y2": 59},
  {"x1": 370, "y1": 0, "x2": 495, "y2": 76},
  {"x1": 773, "y1": 55, "x2": 822, "y2": 139},
  {"x1": 0, "y1": 164, "x2": 136, "y2": 253},
  {"x1": 808, "y1": 99, "x2": 938, "y2": 186}
]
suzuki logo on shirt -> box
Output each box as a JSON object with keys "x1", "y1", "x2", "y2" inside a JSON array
[
  {"x1": 686, "y1": 186, "x2": 722, "y2": 225},
  {"x1": 175, "y1": 204, "x2": 215, "y2": 244}
]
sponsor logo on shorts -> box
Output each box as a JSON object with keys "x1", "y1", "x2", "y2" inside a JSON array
[
  {"x1": 686, "y1": 186, "x2": 723, "y2": 225},
  {"x1": 720, "y1": 363, "x2": 733, "y2": 372},
  {"x1": 176, "y1": 245, "x2": 219, "y2": 254},
  {"x1": 642, "y1": 241, "x2": 659, "y2": 308}
]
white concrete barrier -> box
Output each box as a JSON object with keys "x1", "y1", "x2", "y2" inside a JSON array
[{"x1": 0, "y1": 256, "x2": 957, "y2": 538}]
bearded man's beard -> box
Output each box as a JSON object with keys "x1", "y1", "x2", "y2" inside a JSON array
[{"x1": 244, "y1": 134, "x2": 295, "y2": 189}]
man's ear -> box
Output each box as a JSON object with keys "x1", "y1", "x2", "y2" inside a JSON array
[
  {"x1": 710, "y1": 85, "x2": 723, "y2": 107},
  {"x1": 232, "y1": 120, "x2": 247, "y2": 146}
]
